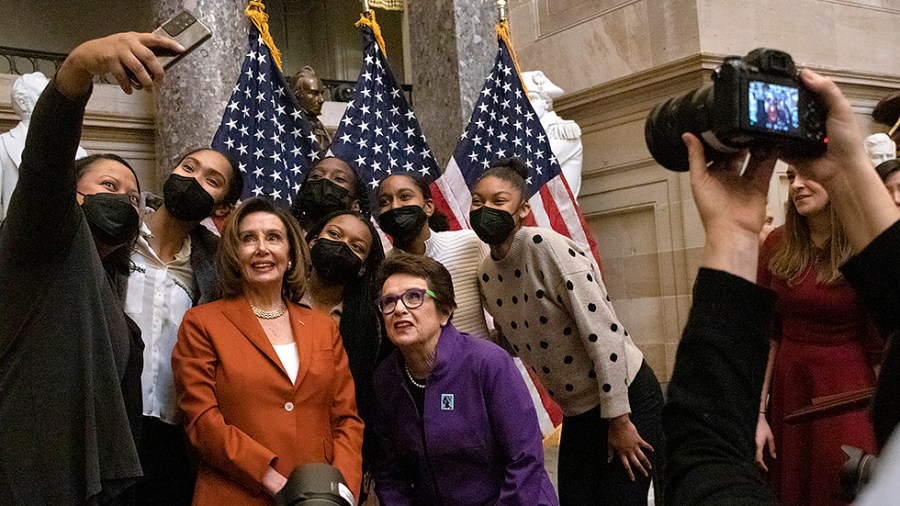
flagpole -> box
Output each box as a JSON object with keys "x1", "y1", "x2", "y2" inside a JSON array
[
  {"x1": 496, "y1": 0, "x2": 508, "y2": 22},
  {"x1": 362, "y1": 0, "x2": 370, "y2": 13}
]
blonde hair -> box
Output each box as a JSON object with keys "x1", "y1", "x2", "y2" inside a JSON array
[
  {"x1": 217, "y1": 198, "x2": 311, "y2": 303},
  {"x1": 768, "y1": 199, "x2": 851, "y2": 285}
]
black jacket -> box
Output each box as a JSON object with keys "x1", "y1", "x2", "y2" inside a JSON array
[{"x1": 0, "y1": 82, "x2": 143, "y2": 505}]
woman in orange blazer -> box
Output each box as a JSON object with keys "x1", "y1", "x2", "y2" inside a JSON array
[{"x1": 173, "y1": 197, "x2": 363, "y2": 505}]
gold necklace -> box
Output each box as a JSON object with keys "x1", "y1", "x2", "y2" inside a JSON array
[
  {"x1": 251, "y1": 303, "x2": 287, "y2": 319},
  {"x1": 404, "y1": 362, "x2": 427, "y2": 389}
]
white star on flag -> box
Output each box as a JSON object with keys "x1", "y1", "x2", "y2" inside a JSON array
[
  {"x1": 329, "y1": 22, "x2": 441, "y2": 209},
  {"x1": 211, "y1": 25, "x2": 321, "y2": 205}
]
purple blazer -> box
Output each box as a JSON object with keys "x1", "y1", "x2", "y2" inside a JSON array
[{"x1": 372, "y1": 323, "x2": 558, "y2": 506}]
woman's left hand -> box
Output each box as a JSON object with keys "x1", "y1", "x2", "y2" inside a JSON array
[{"x1": 607, "y1": 413, "x2": 654, "y2": 481}]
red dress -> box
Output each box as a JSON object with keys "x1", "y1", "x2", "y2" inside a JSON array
[{"x1": 758, "y1": 227, "x2": 879, "y2": 506}]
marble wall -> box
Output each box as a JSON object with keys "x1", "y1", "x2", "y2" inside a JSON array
[
  {"x1": 510, "y1": 0, "x2": 900, "y2": 382},
  {"x1": 152, "y1": 0, "x2": 246, "y2": 184},
  {"x1": 406, "y1": 0, "x2": 497, "y2": 165}
]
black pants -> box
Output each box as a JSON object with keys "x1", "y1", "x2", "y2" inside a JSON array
[
  {"x1": 558, "y1": 361, "x2": 665, "y2": 506},
  {"x1": 134, "y1": 416, "x2": 196, "y2": 506}
]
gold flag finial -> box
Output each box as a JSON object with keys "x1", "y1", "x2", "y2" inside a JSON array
[{"x1": 497, "y1": 0, "x2": 508, "y2": 22}]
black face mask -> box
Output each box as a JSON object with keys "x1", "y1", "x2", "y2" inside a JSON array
[
  {"x1": 79, "y1": 192, "x2": 140, "y2": 247},
  {"x1": 378, "y1": 205, "x2": 428, "y2": 242},
  {"x1": 296, "y1": 178, "x2": 353, "y2": 224},
  {"x1": 470, "y1": 206, "x2": 517, "y2": 245},
  {"x1": 310, "y1": 238, "x2": 364, "y2": 283},
  {"x1": 163, "y1": 173, "x2": 215, "y2": 222}
]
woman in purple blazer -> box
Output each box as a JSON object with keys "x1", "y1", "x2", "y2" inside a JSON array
[{"x1": 371, "y1": 252, "x2": 558, "y2": 506}]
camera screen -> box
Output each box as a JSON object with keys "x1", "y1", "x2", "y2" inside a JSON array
[{"x1": 748, "y1": 81, "x2": 800, "y2": 134}]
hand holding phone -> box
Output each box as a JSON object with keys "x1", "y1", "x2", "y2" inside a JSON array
[
  {"x1": 153, "y1": 11, "x2": 212, "y2": 69},
  {"x1": 126, "y1": 10, "x2": 212, "y2": 88}
]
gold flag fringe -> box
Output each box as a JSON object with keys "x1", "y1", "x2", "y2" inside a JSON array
[
  {"x1": 245, "y1": 0, "x2": 283, "y2": 71},
  {"x1": 356, "y1": 10, "x2": 388, "y2": 57},
  {"x1": 496, "y1": 19, "x2": 528, "y2": 93}
]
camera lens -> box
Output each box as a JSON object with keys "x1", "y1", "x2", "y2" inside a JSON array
[{"x1": 645, "y1": 85, "x2": 715, "y2": 172}]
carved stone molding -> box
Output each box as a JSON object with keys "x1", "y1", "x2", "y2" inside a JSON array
[
  {"x1": 551, "y1": 53, "x2": 900, "y2": 179},
  {"x1": 0, "y1": 73, "x2": 158, "y2": 188},
  {"x1": 555, "y1": 52, "x2": 900, "y2": 130},
  {"x1": 0, "y1": 74, "x2": 155, "y2": 135}
]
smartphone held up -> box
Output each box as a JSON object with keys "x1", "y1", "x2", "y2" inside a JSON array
[{"x1": 125, "y1": 10, "x2": 211, "y2": 88}]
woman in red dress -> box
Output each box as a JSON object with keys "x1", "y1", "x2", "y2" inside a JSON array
[{"x1": 755, "y1": 166, "x2": 880, "y2": 505}]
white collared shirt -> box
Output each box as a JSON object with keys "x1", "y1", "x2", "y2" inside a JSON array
[{"x1": 125, "y1": 222, "x2": 196, "y2": 424}]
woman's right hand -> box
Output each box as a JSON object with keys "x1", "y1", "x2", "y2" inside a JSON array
[
  {"x1": 262, "y1": 466, "x2": 288, "y2": 496},
  {"x1": 57, "y1": 32, "x2": 185, "y2": 98},
  {"x1": 754, "y1": 414, "x2": 776, "y2": 472}
]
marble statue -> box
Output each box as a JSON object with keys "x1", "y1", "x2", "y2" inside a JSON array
[
  {"x1": 1, "y1": 72, "x2": 88, "y2": 220},
  {"x1": 522, "y1": 70, "x2": 584, "y2": 198},
  {"x1": 865, "y1": 133, "x2": 896, "y2": 167}
]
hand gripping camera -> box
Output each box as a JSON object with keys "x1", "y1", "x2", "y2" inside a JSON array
[{"x1": 645, "y1": 49, "x2": 828, "y2": 172}]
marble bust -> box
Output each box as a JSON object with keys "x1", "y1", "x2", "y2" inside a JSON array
[
  {"x1": 522, "y1": 70, "x2": 584, "y2": 198},
  {"x1": 1, "y1": 72, "x2": 87, "y2": 220},
  {"x1": 864, "y1": 133, "x2": 896, "y2": 167}
]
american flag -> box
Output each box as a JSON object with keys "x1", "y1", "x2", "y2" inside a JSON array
[
  {"x1": 330, "y1": 24, "x2": 441, "y2": 208},
  {"x1": 431, "y1": 33, "x2": 598, "y2": 260},
  {"x1": 211, "y1": 25, "x2": 322, "y2": 204},
  {"x1": 430, "y1": 29, "x2": 603, "y2": 432}
]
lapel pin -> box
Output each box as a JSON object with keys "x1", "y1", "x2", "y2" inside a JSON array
[{"x1": 441, "y1": 394, "x2": 454, "y2": 411}]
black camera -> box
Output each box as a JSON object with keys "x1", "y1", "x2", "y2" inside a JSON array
[
  {"x1": 276, "y1": 464, "x2": 354, "y2": 506},
  {"x1": 645, "y1": 48, "x2": 827, "y2": 172}
]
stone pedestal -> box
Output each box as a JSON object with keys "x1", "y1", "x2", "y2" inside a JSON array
[
  {"x1": 152, "y1": 0, "x2": 246, "y2": 187},
  {"x1": 406, "y1": 0, "x2": 497, "y2": 165}
]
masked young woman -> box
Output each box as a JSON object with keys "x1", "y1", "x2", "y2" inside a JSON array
[
  {"x1": 472, "y1": 158, "x2": 664, "y2": 505},
  {"x1": 0, "y1": 32, "x2": 182, "y2": 504},
  {"x1": 376, "y1": 173, "x2": 490, "y2": 340}
]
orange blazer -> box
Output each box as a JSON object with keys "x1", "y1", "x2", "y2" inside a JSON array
[{"x1": 172, "y1": 297, "x2": 363, "y2": 505}]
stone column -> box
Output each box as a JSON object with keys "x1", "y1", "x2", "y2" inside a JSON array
[
  {"x1": 152, "y1": 0, "x2": 246, "y2": 189},
  {"x1": 406, "y1": 0, "x2": 497, "y2": 166}
]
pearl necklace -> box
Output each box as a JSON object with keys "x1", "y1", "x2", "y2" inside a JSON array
[
  {"x1": 404, "y1": 362, "x2": 427, "y2": 389},
  {"x1": 251, "y1": 303, "x2": 287, "y2": 319}
]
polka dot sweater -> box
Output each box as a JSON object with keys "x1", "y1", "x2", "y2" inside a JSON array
[{"x1": 479, "y1": 226, "x2": 644, "y2": 419}]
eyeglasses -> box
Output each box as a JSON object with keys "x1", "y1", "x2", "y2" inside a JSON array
[{"x1": 376, "y1": 288, "x2": 436, "y2": 315}]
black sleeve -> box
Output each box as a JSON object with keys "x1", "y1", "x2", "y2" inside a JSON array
[
  {"x1": 840, "y1": 220, "x2": 900, "y2": 338},
  {"x1": 841, "y1": 220, "x2": 900, "y2": 448},
  {"x1": 1, "y1": 81, "x2": 90, "y2": 261},
  {"x1": 663, "y1": 268, "x2": 777, "y2": 505}
]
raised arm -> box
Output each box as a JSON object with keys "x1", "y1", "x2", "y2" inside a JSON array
[
  {"x1": 792, "y1": 70, "x2": 900, "y2": 253},
  {"x1": 664, "y1": 130, "x2": 779, "y2": 503},
  {"x1": 1, "y1": 33, "x2": 182, "y2": 260}
]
